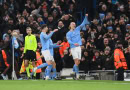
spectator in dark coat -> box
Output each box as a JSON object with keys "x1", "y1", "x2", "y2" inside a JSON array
[
  {"x1": 52, "y1": 20, "x2": 67, "y2": 43},
  {"x1": 125, "y1": 46, "x2": 130, "y2": 70},
  {"x1": 80, "y1": 49, "x2": 91, "y2": 73},
  {"x1": 62, "y1": 49, "x2": 74, "y2": 68},
  {"x1": 90, "y1": 50, "x2": 102, "y2": 70},
  {"x1": 102, "y1": 47, "x2": 114, "y2": 70}
]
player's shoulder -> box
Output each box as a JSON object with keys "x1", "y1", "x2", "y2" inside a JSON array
[
  {"x1": 40, "y1": 32, "x2": 44, "y2": 36},
  {"x1": 40, "y1": 32, "x2": 46, "y2": 35},
  {"x1": 31, "y1": 34, "x2": 36, "y2": 38},
  {"x1": 66, "y1": 31, "x2": 71, "y2": 36}
]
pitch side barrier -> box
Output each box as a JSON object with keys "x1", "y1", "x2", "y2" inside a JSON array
[{"x1": 88, "y1": 70, "x2": 130, "y2": 80}]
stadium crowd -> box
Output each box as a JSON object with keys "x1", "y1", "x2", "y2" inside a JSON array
[{"x1": 0, "y1": 0, "x2": 130, "y2": 79}]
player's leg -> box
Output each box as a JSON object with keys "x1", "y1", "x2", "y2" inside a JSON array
[
  {"x1": 71, "y1": 47, "x2": 81, "y2": 79},
  {"x1": 74, "y1": 59, "x2": 80, "y2": 79},
  {"x1": 1, "y1": 65, "x2": 11, "y2": 80},
  {"x1": 33, "y1": 50, "x2": 50, "y2": 71},
  {"x1": 1, "y1": 50, "x2": 11, "y2": 80},
  {"x1": 52, "y1": 61, "x2": 57, "y2": 78},
  {"x1": 45, "y1": 60, "x2": 52, "y2": 80},
  {"x1": 44, "y1": 68, "x2": 47, "y2": 79},
  {"x1": 24, "y1": 60, "x2": 30, "y2": 78},
  {"x1": 44, "y1": 61, "x2": 55, "y2": 79},
  {"x1": 33, "y1": 50, "x2": 52, "y2": 80},
  {"x1": 31, "y1": 51, "x2": 37, "y2": 78},
  {"x1": 24, "y1": 50, "x2": 30, "y2": 78}
]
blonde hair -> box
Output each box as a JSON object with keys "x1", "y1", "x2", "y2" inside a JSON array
[
  {"x1": 26, "y1": 27, "x2": 32, "y2": 30},
  {"x1": 69, "y1": 22, "x2": 76, "y2": 30}
]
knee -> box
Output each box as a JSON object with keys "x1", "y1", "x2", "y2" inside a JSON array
[
  {"x1": 78, "y1": 61, "x2": 80, "y2": 65},
  {"x1": 47, "y1": 61, "x2": 52, "y2": 65},
  {"x1": 74, "y1": 59, "x2": 80, "y2": 66},
  {"x1": 53, "y1": 62, "x2": 56, "y2": 66}
]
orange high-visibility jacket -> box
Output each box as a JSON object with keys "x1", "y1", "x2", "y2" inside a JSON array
[
  {"x1": 59, "y1": 42, "x2": 70, "y2": 58},
  {"x1": 1, "y1": 50, "x2": 10, "y2": 67},
  {"x1": 114, "y1": 49, "x2": 128, "y2": 69},
  {"x1": 35, "y1": 52, "x2": 43, "y2": 73},
  {"x1": 20, "y1": 52, "x2": 42, "y2": 73}
]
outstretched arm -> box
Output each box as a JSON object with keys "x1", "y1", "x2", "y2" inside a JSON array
[
  {"x1": 43, "y1": 29, "x2": 58, "y2": 39},
  {"x1": 76, "y1": 14, "x2": 90, "y2": 31},
  {"x1": 43, "y1": 32, "x2": 54, "y2": 39},
  {"x1": 50, "y1": 44, "x2": 61, "y2": 48},
  {"x1": 49, "y1": 39, "x2": 62, "y2": 48}
]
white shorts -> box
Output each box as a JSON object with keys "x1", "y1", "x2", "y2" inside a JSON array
[
  {"x1": 42, "y1": 50, "x2": 53, "y2": 61},
  {"x1": 71, "y1": 46, "x2": 81, "y2": 60},
  {"x1": 50, "y1": 56, "x2": 55, "y2": 62}
]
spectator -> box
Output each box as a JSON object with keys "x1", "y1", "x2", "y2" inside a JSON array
[
  {"x1": 80, "y1": 49, "x2": 91, "y2": 73},
  {"x1": 52, "y1": 20, "x2": 67, "y2": 42},
  {"x1": 90, "y1": 50, "x2": 102, "y2": 70},
  {"x1": 102, "y1": 47, "x2": 114, "y2": 70},
  {"x1": 125, "y1": 46, "x2": 130, "y2": 70},
  {"x1": 59, "y1": 37, "x2": 70, "y2": 58},
  {"x1": 62, "y1": 49, "x2": 73, "y2": 68}
]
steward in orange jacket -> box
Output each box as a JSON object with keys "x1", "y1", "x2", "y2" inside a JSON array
[
  {"x1": 59, "y1": 38, "x2": 70, "y2": 58},
  {"x1": 114, "y1": 42, "x2": 128, "y2": 81}
]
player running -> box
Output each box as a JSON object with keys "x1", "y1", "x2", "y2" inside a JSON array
[{"x1": 33, "y1": 24, "x2": 58, "y2": 80}]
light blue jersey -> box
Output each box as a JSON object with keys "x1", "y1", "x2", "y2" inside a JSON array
[
  {"x1": 66, "y1": 16, "x2": 89, "y2": 48},
  {"x1": 40, "y1": 32, "x2": 54, "y2": 51},
  {"x1": 49, "y1": 39, "x2": 61, "y2": 56}
]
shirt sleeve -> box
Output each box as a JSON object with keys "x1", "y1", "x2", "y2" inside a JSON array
[
  {"x1": 49, "y1": 39, "x2": 61, "y2": 48},
  {"x1": 75, "y1": 16, "x2": 89, "y2": 31},
  {"x1": 51, "y1": 44, "x2": 61, "y2": 48},
  {"x1": 66, "y1": 33, "x2": 75, "y2": 45},
  {"x1": 43, "y1": 32, "x2": 54, "y2": 39}
]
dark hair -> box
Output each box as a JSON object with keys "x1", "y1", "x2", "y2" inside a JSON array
[
  {"x1": 41, "y1": 24, "x2": 47, "y2": 29},
  {"x1": 116, "y1": 41, "x2": 122, "y2": 45},
  {"x1": 48, "y1": 15, "x2": 53, "y2": 18}
]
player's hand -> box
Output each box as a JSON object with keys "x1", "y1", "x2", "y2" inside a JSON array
[
  {"x1": 60, "y1": 45, "x2": 63, "y2": 47},
  {"x1": 57, "y1": 40, "x2": 62, "y2": 44},
  {"x1": 53, "y1": 29, "x2": 58, "y2": 32},
  {"x1": 74, "y1": 43, "x2": 79, "y2": 46}
]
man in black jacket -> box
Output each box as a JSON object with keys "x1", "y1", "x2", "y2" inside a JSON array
[{"x1": 102, "y1": 47, "x2": 114, "y2": 70}]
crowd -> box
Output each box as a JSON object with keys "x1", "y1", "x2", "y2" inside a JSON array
[{"x1": 0, "y1": 0, "x2": 130, "y2": 79}]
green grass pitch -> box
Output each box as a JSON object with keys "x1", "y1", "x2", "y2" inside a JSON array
[{"x1": 0, "y1": 80, "x2": 130, "y2": 90}]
